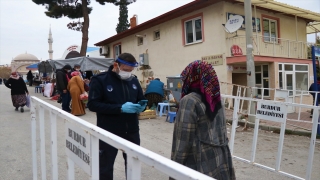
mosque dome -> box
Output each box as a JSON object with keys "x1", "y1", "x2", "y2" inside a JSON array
[{"x1": 13, "y1": 52, "x2": 39, "y2": 61}]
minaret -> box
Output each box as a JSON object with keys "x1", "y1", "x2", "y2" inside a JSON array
[{"x1": 48, "y1": 25, "x2": 53, "y2": 59}]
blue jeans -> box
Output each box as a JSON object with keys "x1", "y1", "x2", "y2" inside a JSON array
[{"x1": 60, "y1": 91, "x2": 71, "y2": 112}]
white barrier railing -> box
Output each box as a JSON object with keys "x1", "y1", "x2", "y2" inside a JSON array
[
  {"x1": 30, "y1": 96, "x2": 214, "y2": 180},
  {"x1": 222, "y1": 94, "x2": 319, "y2": 180},
  {"x1": 220, "y1": 82, "x2": 320, "y2": 123}
]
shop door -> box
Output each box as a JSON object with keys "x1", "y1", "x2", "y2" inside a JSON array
[{"x1": 285, "y1": 72, "x2": 295, "y2": 113}]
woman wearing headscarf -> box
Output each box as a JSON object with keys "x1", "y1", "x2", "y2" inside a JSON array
[
  {"x1": 67, "y1": 71, "x2": 86, "y2": 116},
  {"x1": 170, "y1": 60, "x2": 235, "y2": 179},
  {"x1": 5, "y1": 72, "x2": 29, "y2": 112}
]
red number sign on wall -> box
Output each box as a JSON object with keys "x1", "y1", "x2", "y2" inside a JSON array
[{"x1": 231, "y1": 45, "x2": 243, "y2": 56}]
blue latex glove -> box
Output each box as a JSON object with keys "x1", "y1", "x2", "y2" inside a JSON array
[
  {"x1": 121, "y1": 102, "x2": 141, "y2": 113},
  {"x1": 137, "y1": 103, "x2": 147, "y2": 113}
]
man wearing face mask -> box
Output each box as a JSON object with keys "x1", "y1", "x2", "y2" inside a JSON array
[
  {"x1": 56, "y1": 64, "x2": 72, "y2": 112},
  {"x1": 87, "y1": 53, "x2": 146, "y2": 180}
]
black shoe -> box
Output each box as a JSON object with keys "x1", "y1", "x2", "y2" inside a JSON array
[
  {"x1": 20, "y1": 107, "x2": 24, "y2": 113},
  {"x1": 15, "y1": 107, "x2": 18, "y2": 111},
  {"x1": 310, "y1": 115, "x2": 312, "y2": 118}
]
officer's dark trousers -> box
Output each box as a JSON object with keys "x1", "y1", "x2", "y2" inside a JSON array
[
  {"x1": 99, "y1": 131, "x2": 140, "y2": 180},
  {"x1": 60, "y1": 91, "x2": 71, "y2": 112}
]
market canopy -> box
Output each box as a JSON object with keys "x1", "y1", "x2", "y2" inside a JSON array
[
  {"x1": 38, "y1": 61, "x2": 53, "y2": 73},
  {"x1": 26, "y1": 63, "x2": 39, "y2": 70},
  {"x1": 46, "y1": 56, "x2": 115, "y2": 73}
]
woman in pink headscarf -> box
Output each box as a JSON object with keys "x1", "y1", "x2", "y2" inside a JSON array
[
  {"x1": 67, "y1": 71, "x2": 86, "y2": 116},
  {"x1": 5, "y1": 72, "x2": 29, "y2": 112}
]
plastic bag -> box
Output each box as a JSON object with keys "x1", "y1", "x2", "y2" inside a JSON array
[
  {"x1": 80, "y1": 92, "x2": 88, "y2": 103},
  {"x1": 26, "y1": 95, "x2": 30, "y2": 108}
]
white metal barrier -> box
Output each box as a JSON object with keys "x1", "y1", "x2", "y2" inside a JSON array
[
  {"x1": 30, "y1": 96, "x2": 214, "y2": 180},
  {"x1": 220, "y1": 82, "x2": 320, "y2": 126},
  {"x1": 221, "y1": 94, "x2": 319, "y2": 180}
]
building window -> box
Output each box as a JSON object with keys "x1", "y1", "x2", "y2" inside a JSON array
[
  {"x1": 137, "y1": 37, "x2": 143, "y2": 46},
  {"x1": 182, "y1": 13, "x2": 204, "y2": 45},
  {"x1": 114, "y1": 43, "x2": 121, "y2": 59},
  {"x1": 154, "y1": 30, "x2": 160, "y2": 40},
  {"x1": 278, "y1": 63, "x2": 309, "y2": 96},
  {"x1": 263, "y1": 18, "x2": 278, "y2": 42},
  {"x1": 255, "y1": 65, "x2": 269, "y2": 96},
  {"x1": 262, "y1": 15, "x2": 280, "y2": 43}
]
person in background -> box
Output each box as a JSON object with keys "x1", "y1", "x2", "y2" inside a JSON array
[
  {"x1": 56, "y1": 64, "x2": 72, "y2": 113},
  {"x1": 144, "y1": 78, "x2": 164, "y2": 108},
  {"x1": 5, "y1": 72, "x2": 29, "y2": 113},
  {"x1": 43, "y1": 79, "x2": 56, "y2": 98},
  {"x1": 87, "y1": 53, "x2": 146, "y2": 180},
  {"x1": 27, "y1": 70, "x2": 34, "y2": 86},
  {"x1": 308, "y1": 76, "x2": 320, "y2": 118},
  {"x1": 170, "y1": 60, "x2": 235, "y2": 180},
  {"x1": 71, "y1": 64, "x2": 85, "y2": 79},
  {"x1": 0, "y1": 77, "x2": 2, "y2": 85},
  {"x1": 68, "y1": 71, "x2": 86, "y2": 116}
]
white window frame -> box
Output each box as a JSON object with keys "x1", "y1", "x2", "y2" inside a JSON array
[
  {"x1": 184, "y1": 17, "x2": 203, "y2": 45},
  {"x1": 153, "y1": 30, "x2": 160, "y2": 41},
  {"x1": 255, "y1": 64, "x2": 270, "y2": 97},
  {"x1": 263, "y1": 18, "x2": 278, "y2": 43},
  {"x1": 114, "y1": 44, "x2": 121, "y2": 59},
  {"x1": 278, "y1": 63, "x2": 309, "y2": 96},
  {"x1": 137, "y1": 37, "x2": 143, "y2": 46}
]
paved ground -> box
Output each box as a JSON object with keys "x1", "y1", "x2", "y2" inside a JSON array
[{"x1": 0, "y1": 84, "x2": 320, "y2": 180}]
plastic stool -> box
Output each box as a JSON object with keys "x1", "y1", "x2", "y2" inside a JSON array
[
  {"x1": 157, "y1": 103, "x2": 169, "y2": 116},
  {"x1": 166, "y1": 111, "x2": 176, "y2": 123},
  {"x1": 35, "y1": 86, "x2": 42, "y2": 93}
]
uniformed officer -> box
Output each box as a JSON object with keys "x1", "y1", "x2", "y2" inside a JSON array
[{"x1": 87, "y1": 53, "x2": 146, "y2": 180}]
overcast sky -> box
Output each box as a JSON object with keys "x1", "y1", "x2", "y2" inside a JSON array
[{"x1": 0, "y1": 0, "x2": 319, "y2": 65}]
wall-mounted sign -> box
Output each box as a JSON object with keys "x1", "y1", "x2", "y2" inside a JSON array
[
  {"x1": 231, "y1": 45, "x2": 243, "y2": 56},
  {"x1": 227, "y1": 13, "x2": 261, "y2": 32},
  {"x1": 65, "y1": 121, "x2": 91, "y2": 175},
  {"x1": 232, "y1": 66, "x2": 246, "y2": 73},
  {"x1": 67, "y1": 45, "x2": 79, "y2": 52},
  {"x1": 201, "y1": 54, "x2": 223, "y2": 66},
  {"x1": 256, "y1": 101, "x2": 287, "y2": 123}
]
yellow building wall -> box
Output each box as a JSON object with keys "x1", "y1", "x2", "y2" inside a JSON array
[
  {"x1": 106, "y1": 1, "x2": 309, "y2": 88},
  {"x1": 223, "y1": 2, "x2": 307, "y2": 42},
  {"x1": 108, "y1": 2, "x2": 228, "y2": 87}
]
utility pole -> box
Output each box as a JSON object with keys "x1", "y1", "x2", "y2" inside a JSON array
[{"x1": 244, "y1": 0, "x2": 256, "y2": 122}]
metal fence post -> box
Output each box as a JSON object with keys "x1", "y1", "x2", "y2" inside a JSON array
[
  {"x1": 91, "y1": 135, "x2": 99, "y2": 180},
  {"x1": 50, "y1": 111, "x2": 58, "y2": 180},
  {"x1": 229, "y1": 96, "x2": 240, "y2": 154},
  {"x1": 31, "y1": 98, "x2": 38, "y2": 180},
  {"x1": 39, "y1": 105, "x2": 47, "y2": 180},
  {"x1": 127, "y1": 153, "x2": 141, "y2": 180},
  {"x1": 67, "y1": 157, "x2": 75, "y2": 180},
  {"x1": 275, "y1": 106, "x2": 288, "y2": 171},
  {"x1": 305, "y1": 108, "x2": 318, "y2": 180}
]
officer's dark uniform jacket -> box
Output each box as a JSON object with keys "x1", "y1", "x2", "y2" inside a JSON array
[{"x1": 87, "y1": 65, "x2": 146, "y2": 133}]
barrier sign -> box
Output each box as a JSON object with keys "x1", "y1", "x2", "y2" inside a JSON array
[
  {"x1": 256, "y1": 102, "x2": 287, "y2": 123},
  {"x1": 65, "y1": 121, "x2": 91, "y2": 175}
]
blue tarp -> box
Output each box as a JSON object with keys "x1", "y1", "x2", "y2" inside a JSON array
[{"x1": 26, "y1": 63, "x2": 39, "y2": 70}]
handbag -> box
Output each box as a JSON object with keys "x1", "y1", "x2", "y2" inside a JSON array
[{"x1": 26, "y1": 95, "x2": 31, "y2": 108}]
